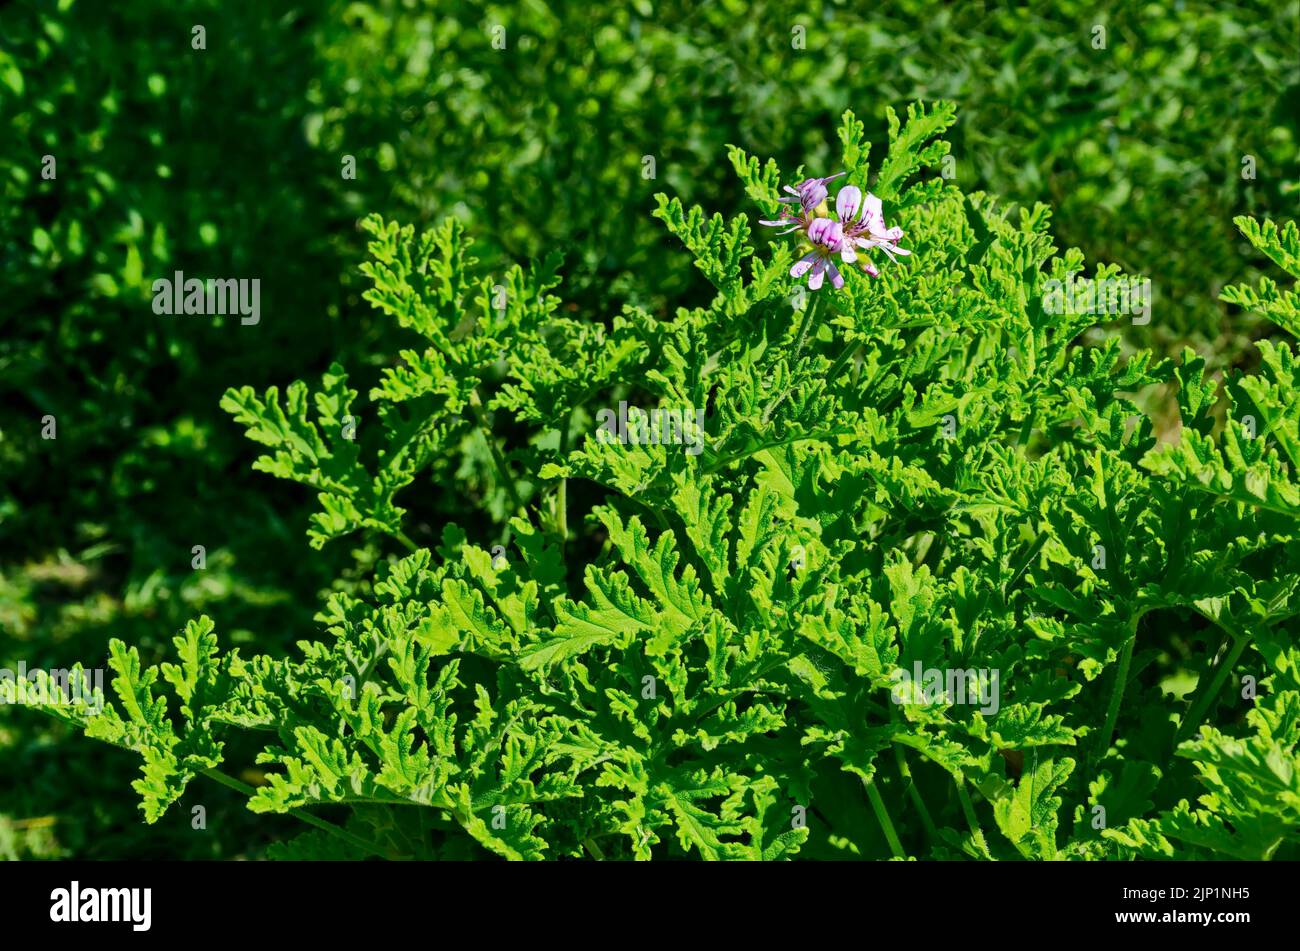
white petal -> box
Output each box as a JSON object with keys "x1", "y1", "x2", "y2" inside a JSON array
[{"x1": 808, "y1": 262, "x2": 826, "y2": 290}]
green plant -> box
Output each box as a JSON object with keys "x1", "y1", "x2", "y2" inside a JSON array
[
  {"x1": 4, "y1": 0, "x2": 1295, "y2": 860},
  {"x1": 40, "y1": 102, "x2": 1300, "y2": 860}
]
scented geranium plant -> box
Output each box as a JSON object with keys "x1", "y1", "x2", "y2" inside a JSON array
[{"x1": 45, "y1": 102, "x2": 1300, "y2": 860}]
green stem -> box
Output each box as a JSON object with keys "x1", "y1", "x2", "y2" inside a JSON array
[
  {"x1": 791, "y1": 293, "x2": 821, "y2": 363},
  {"x1": 1175, "y1": 632, "x2": 1249, "y2": 747},
  {"x1": 392, "y1": 530, "x2": 419, "y2": 553},
  {"x1": 200, "y1": 768, "x2": 393, "y2": 859},
  {"x1": 861, "y1": 775, "x2": 905, "y2": 859},
  {"x1": 469, "y1": 390, "x2": 526, "y2": 517},
  {"x1": 955, "y1": 776, "x2": 995, "y2": 860},
  {"x1": 1003, "y1": 528, "x2": 1048, "y2": 599},
  {"x1": 582, "y1": 837, "x2": 605, "y2": 860},
  {"x1": 760, "y1": 295, "x2": 822, "y2": 425},
  {"x1": 702, "y1": 427, "x2": 855, "y2": 474},
  {"x1": 825, "y1": 340, "x2": 863, "y2": 385},
  {"x1": 893, "y1": 742, "x2": 938, "y2": 843},
  {"x1": 556, "y1": 479, "x2": 567, "y2": 542},
  {"x1": 1016, "y1": 410, "x2": 1035, "y2": 448},
  {"x1": 1093, "y1": 623, "x2": 1138, "y2": 765},
  {"x1": 556, "y1": 410, "x2": 572, "y2": 544}
]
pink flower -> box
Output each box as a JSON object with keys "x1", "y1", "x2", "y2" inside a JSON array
[
  {"x1": 759, "y1": 171, "x2": 910, "y2": 291},
  {"x1": 790, "y1": 216, "x2": 849, "y2": 290},
  {"x1": 780, "y1": 172, "x2": 845, "y2": 212},
  {"x1": 759, "y1": 172, "x2": 845, "y2": 235},
  {"x1": 835, "y1": 185, "x2": 911, "y2": 277}
]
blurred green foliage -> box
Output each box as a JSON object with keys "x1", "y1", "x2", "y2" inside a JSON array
[{"x1": 0, "y1": 0, "x2": 1295, "y2": 858}]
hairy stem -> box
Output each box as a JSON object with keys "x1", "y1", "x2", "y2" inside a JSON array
[
  {"x1": 197, "y1": 769, "x2": 392, "y2": 858},
  {"x1": 556, "y1": 410, "x2": 572, "y2": 544},
  {"x1": 702, "y1": 427, "x2": 855, "y2": 474},
  {"x1": 556, "y1": 479, "x2": 567, "y2": 543},
  {"x1": 893, "y1": 742, "x2": 938, "y2": 843},
  {"x1": 791, "y1": 293, "x2": 821, "y2": 363},
  {"x1": 1175, "y1": 631, "x2": 1249, "y2": 747},
  {"x1": 1093, "y1": 621, "x2": 1138, "y2": 765},
  {"x1": 761, "y1": 295, "x2": 822, "y2": 424},
  {"x1": 825, "y1": 340, "x2": 863, "y2": 385},
  {"x1": 955, "y1": 776, "x2": 995, "y2": 860},
  {"x1": 1016, "y1": 410, "x2": 1035, "y2": 448},
  {"x1": 468, "y1": 390, "x2": 526, "y2": 517},
  {"x1": 861, "y1": 774, "x2": 905, "y2": 859}
]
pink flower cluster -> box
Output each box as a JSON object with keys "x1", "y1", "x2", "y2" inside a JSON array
[{"x1": 761, "y1": 173, "x2": 910, "y2": 290}]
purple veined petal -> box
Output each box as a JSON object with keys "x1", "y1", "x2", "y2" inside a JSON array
[
  {"x1": 808, "y1": 261, "x2": 826, "y2": 291},
  {"x1": 799, "y1": 172, "x2": 844, "y2": 188},
  {"x1": 888, "y1": 245, "x2": 912, "y2": 256},
  {"x1": 861, "y1": 193, "x2": 884, "y2": 228},
  {"x1": 836, "y1": 185, "x2": 863, "y2": 222},
  {"x1": 800, "y1": 183, "x2": 829, "y2": 211},
  {"x1": 883, "y1": 226, "x2": 904, "y2": 241},
  {"x1": 839, "y1": 244, "x2": 858, "y2": 263},
  {"x1": 790, "y1": 254, "x2": 817, "y2": 278},
  {"x1": 827, "y1": 263, "x2": 844, "y2": 289},
  {"x1": 854, "y1": 236, "x2": 879, "y2": 249},
  {"x1": 808, "y1": 217, "x2": 845, "y2": 248},
  {"x1": 758, "y1": 218, "x2": 790, "y2": 226},
  {"x1": 860, "y1": 258, "x2": 880, "y2": 277}
]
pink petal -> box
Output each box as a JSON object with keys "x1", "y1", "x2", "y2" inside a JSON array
[
  {"x1": 863, "y1": 193, "x2": 883, "y2": 224},
  {"x1": 836, "y1": 185, "x2": 863, "y2": 222},
  {"x1": 790, "y1": 254, "x2": 816, "y2": 278},
  {"x1": 808, "y1": 259, "x2": 827, "y2": 290}
]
